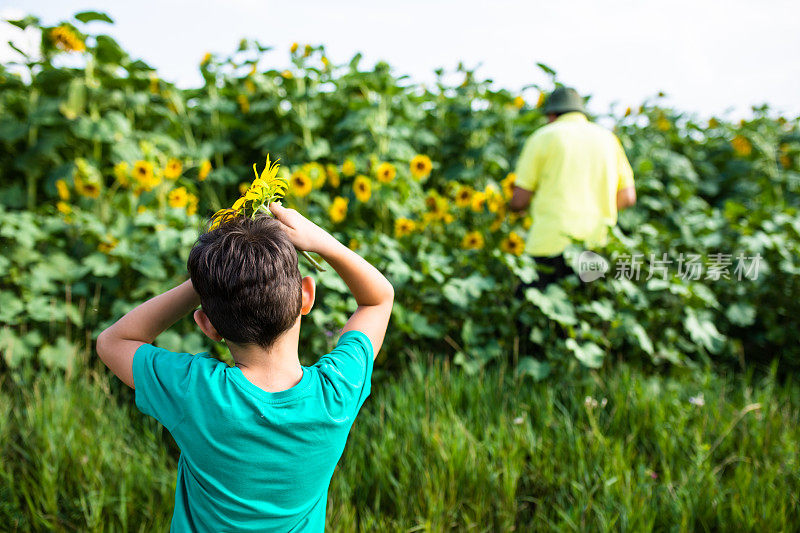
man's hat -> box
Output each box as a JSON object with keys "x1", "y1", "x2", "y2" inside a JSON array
[{"x1": 543, "y1": 87, "x2": 586, "y2": 115}]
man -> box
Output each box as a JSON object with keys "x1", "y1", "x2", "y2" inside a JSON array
[{"x1": 510, "y1": 87, "x2": 636, "y2": 288}]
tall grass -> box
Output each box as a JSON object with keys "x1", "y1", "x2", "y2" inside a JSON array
[{"x1": 2, "y1": 360, "x2": 798, "y2": 531}]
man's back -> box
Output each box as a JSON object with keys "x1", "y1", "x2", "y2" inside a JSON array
[
  {"x1": 133, "y1": 331, "x2": 374, "y2": 532},
  {"x1": 514, "y1": 112, "x2": 634, "y2": 256}
]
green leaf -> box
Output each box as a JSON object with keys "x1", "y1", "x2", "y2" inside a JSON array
[
  {"x1": 566, "y1": 338, "x2": 604, "y2": 368},
  {"x1": 525, "y1": 286, "x2": 577, "y2": 326},
  {"x1": 39, "y1": 337, "x2": 78, "y2": 369},
  {"x1": 726, "y1": 303, "x2": 756, "y2": 327},
  {"x1": 684, "y1": 309, "x2": 726, "y2": 354},
  {"x1": 516, "y1": 357, "x2": 551, "y2": 381},
  {"x1": 74, "y1": 11, "x2": 114, "y2": 24}
]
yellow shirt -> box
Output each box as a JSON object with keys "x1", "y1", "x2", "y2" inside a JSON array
[{"x1": 514, "y1": 112, "x2": 634, "y2": 256}]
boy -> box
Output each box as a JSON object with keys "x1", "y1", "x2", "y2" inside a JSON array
[{"x1": 96, "y1": 203, "x2": 394, "y2": 532}]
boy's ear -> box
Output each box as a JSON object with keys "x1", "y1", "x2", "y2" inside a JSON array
[
  {"x1": 194, "y1": 309, "x2": 223, "y2": 342},
  {"x1": 300, "y1": 276, "x2": 315, "y2": 316}
]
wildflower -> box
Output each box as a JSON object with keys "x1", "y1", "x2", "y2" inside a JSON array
[
  {"x1": 98, "y1": 235, "x2": 118, "y2": 254},
  {"x1": 321, "y1": 56, "x2": 330, "y2": 69},
  {"x1": 133, "y1": 160, "x2": 159, "y2": 190},
  {"x1": 201, "y1": 52, "x2": 212, "y2": 66},
  {"x1": 455, "y1": 185, "x2": 473, "y2": 208},
  {"x1": 49, "y1": 26, "x2": 85, "y2": 53},
  {"x1": 688, "y1": 394, "x2": 705, "y2": 407},
  {"x1": 303, "y1": 44, "x2": 312, "y2": 57},
  {"x1": 186, "y1": 193, "x2": 199, "y2": 215},
  {"x1": 731, "y1": 135, "x2": 752, "y2": 157},
  {"x1": 470, "y1": 191, "x2": 487, "y2": 212},
  {"x1": 245, "y1": 79, "x2": 256, "y2": 94},
  {"x1": 341, "y1": 159, "x2": 356, "y2": 177},
  {"x1": 501, "y1": 232, "x2": 525, "y2": 255},
  {"x1": 353, "y1": 175, "x2": 371, "y2": 202},
  {"x1": 329, "y1": 196, "x2": 348, "y2": 223},
  {"x1": 501, "y1": 172, "x2": 516, "y2": 199},
  {"x1": 164, "y1": 159, "x2": 183, "y2": 180},
  {"x1": 237, "y1": 94, "x2": 250, "y2": 113},
  {"x1": 149, "y1": 73, "x2": 159, "y2": 95},
  {"x1": 376, "y1": 162, "x2": 396, "y2": 183},
  {"x1": 409, "y1": 155, "x2": 432, "y2": 180},
  {"x1": 168, "y1": 186, "x2": 189, "y2": 208},
  {"x1": 485, "y1": 184, "x2": 503, "y2": 213},
  {"x1": 523, "y1": 216, "x2": 532, "y2": 230},
  {"x1": 56, "y1": 201, "x2": 71, "y2": 215},
  {"x1": 348, "y1": 239, "x2": 360, "y2": 251},
  {"x1": 198, "y1": 160, "x2": 212, "y2": 181},
  {"x1": 708, "y1": 117, "x2": 719, "y2": 128},
  {"x1": 655, "y1": 114, "x2": 670, "y2": 131},
  {"x1": 461, "y1": 231, "x2": 485, "y2": 250},
  {"x1": 394, "y1": 218, "x2": 416, "y2": 238},
  {"x1": 512, "y1": 416, "x2": 525, "y2": 425},
  {"x1": 290, "y1": 171, "x2": 312, "y2": 197},
  {"x1": 281, "y1": 70, "x2": 293, "y2": 79},
  {"x1": 56, "y1": 179, "x2": 70, "y2": 201},
  {"x1": 113, "y1": 162, "x2": 129, "y2": 186},
  {"x1": 513, "y1": 96, "x2": 525, "y2": 109},
  {"x1": 74, "y1": 176, "x2": 100, "y2": 199},
  {"x1": 536, "y1": 92, "x2": 546, "y2": 108},
  {"x1": 584, "y1": 396, "x2": 599, "y2": 409},
  {"x1": 780, "y1": 154, "x2": 792, "y2": 169},
  {"x1": 290, "y1": 42, "x2": 299, "y2": 54},
  {"x1": 326, "y1": 164, "x2": 340, "y2": 187},
  {"x1": 624, "y1": 107, "x2": 632, "y2": 117},
  {"x1": 425, "y1": 193, "x2": 449, "y2": 221},
  {"x1": 210, "y1": 208, "x2": 237, "y2": 230}
]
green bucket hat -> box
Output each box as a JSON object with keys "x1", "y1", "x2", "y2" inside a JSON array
[{"x1": 543, "y1": 87, "x2": 586, "y2": 115}]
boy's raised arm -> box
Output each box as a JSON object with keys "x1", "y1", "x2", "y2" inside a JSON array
[
  {"x1": 96, "y1": 280, "x2": 200, "y2": 388},
  {"x1": 269, "y1": 203, "x2": 394, "y2": 357}
]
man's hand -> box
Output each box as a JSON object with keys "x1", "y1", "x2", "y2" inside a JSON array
[
  {"x1": 616, "y1": 186, "x2": 636, "y2": 210},
  {"x1": 509, "y1": 186, "x2": 533, "y2": 212},
  {"x1": 269, "y1": 202, "x2": 338, "y2": 255}
]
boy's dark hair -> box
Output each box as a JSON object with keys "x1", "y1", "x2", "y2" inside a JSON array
[{"x1": 188, "y1": 215, "x2": 302, "y2": 348}]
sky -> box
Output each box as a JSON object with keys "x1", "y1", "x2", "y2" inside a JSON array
[{"x1": 2, "y1": 0, "x2": 800, "y2": 119}]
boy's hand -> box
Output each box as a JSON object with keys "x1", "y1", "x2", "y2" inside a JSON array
[{"x1": 269, "y1": 202, "x2": 336, "y2": 255}]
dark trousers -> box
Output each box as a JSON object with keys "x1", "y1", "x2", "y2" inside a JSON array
[{"x1": 514, "y1": 255, "x2": 571, "y2": 297}]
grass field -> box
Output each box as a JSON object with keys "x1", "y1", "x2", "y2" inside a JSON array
[{"x1": 1, "y1": 358, "x2": 798, "y2": 532}]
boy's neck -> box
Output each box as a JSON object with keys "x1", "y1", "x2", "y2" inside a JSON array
[{"x1": 229, "y1": 325, "x2": 303, "y2": 393}]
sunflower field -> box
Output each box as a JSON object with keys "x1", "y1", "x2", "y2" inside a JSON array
[{"x1": 1, "y1": 11, "x2": 800, "y2": 380}]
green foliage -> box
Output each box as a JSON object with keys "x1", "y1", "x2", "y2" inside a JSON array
[
  {"x1": 0, "y1": 12, "x2": 799, "y2": 375},
  {"x1": 1, "y1": 363, "x2": 798, "y2": 530}
]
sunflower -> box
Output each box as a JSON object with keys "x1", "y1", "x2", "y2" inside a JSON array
[
  {"x1": 454, "y1": 185, "x2": 473, "y2": 208},
  {"x1": 290, "y1": 171, "x2": 313, "y2": 197},
  {"x1": 186, "y1": 193, "x2": 199, "y2": 215},
  {"x1": 461, "y1": 231, "x2": 485, "y2": 250},
  {"x1": 329, "y1": 196, "x2": 348, "y2": 223},
  {"x1": 731, "y1": 135, "x2": 752, "y2": 157},
  {"x1": 209, "y1": 208, "x2": 238, "y2": 230},
  {"x1": 290, "y1": 42, "x2": 299, "y2": 54},
  {"x1": 353, "y1": 175, "x2": 372, "y2": 202},
  {"x1": 237, "y1": 94, "x2": 250, "y2": 113},
  {"x1": 49, "y1": 26, "x2": 85, "y2": 53},
  {"x1": 501, "y1": 173, "x2": 516, "y2": 200},
  {"x1": 348, "y1": 239, "x2": 360, "y2": 251},
  {"x1": 523, "y1": 216, "x2": 532, "y2": 230},
  {"x1": 164, "y1": 159, "x2": 183, "y2": 180},
  {"x1": 326, "y1": 164, "x2": 340, "y2": 187},
  {"x1": 113, "y1": 162, "x2": 129, "y2": 186},
  {"x1": 470, "y1": 191, "x2": 487, "y2": 212},
  {"x1": 57, "y1": 201, "x2": 71, "y2": 215},
  {"x1": 409, "y1": 155, "x2": 432, "y2": 180},
  {"x1": 168, "y1": 187, "x2": 189, "y2": 208},
  {"x1": 74, "y1": 176, "x2": 100, "y2": 199},
  {"x1": 55, "y1": 179, "x2": 70, "y2": 201},
  {"x1": 501, "y1": 232, "x2": 525, "y2": 256},
  {"x1": 341, "y1": 159, "x2": 356, "y2": 177},
  {"x1": 485, "y1": 185, "x2": 503, "y2": 213},
  {"x1": 425, "y1": 192, "x2": 450, "y2": 221},
  {"x1": 198, "y1": 160, "x2": 212, "y2": 181},
  {"x1": 394, "y1": 218, "x2": 416, "y2": 238},
  {"x1": 133, "y1": 160, "x2": 159, "y2": 190},
  {"x1": 376, "y1": 162, "x2": 396, "y2": 183},
  {"x1": 513, "y1": 96, "x2": 525, "y2": 109},
  {"x1": 98, "y1": 235, "x2": 119, "y2": 254}
]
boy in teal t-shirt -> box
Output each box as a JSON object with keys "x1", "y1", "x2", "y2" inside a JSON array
[{"x1": 97, "y1": 204, "x2": 394, "y2": 532}]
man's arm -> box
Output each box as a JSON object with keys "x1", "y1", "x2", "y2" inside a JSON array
[
  {"x1": 269, "y1": 203, "x2": 393, "y2": 358},
  {"x1": 616, "y1": 186, "x2": 636, "y2": 210},
  {"x1": 509, "y1": 186, "x2": 534, "y2": 212},
  {"x1": 96, "y1": 280, "x2": 200, "y2": 388}
]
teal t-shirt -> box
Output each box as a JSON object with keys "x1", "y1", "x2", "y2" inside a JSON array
[{"x1": 132, "y1": 330, "x2": 374, "y2": 532}]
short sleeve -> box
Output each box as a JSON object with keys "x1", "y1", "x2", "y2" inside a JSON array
[
  {"x1": 615, "y1": 137, "x2": 635, "y2": 190},
  {"x1": 313, "y1": 331, "x2": 374, "y2": 417},
  {"x1": 514, "y1": 133, "x2": 542, "y2": 192},
  {"x1": 133, "y1": 344, "x2": 196, "y2": 430}
]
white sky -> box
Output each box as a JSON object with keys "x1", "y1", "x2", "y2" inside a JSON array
[{"x1": 3, "y1": 0, "x2": 800, "y2": 118}]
